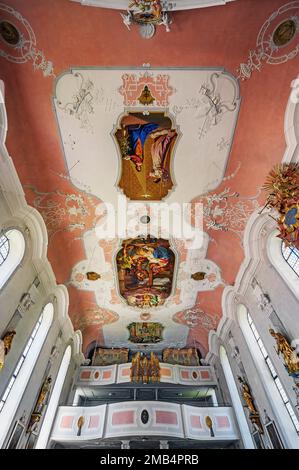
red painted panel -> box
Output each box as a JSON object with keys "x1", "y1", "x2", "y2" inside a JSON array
[
  {"x1": 190, "y1": 415, "x2": 202, "y2": 429},
  {"x1": 112, "y1": 410, "x2": 135, "y2": 426},
  {"x1": 156, "y1": 410, "x2": 178, "y2": 425}
]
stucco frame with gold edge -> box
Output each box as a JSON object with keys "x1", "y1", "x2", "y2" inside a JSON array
[
  {"x1": 112, "y1": 234, "x2": 179, "y2": 310},
  {"x1": 111, "y1": 107, "x2": 181, "y2": 202}
]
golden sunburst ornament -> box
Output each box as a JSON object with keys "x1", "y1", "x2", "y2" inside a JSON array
[{"x1": 263, "y1": 163, "x2": 299, "y2": 212}]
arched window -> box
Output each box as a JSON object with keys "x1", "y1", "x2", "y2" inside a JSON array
[
  {"x1": 267, "y1": 230, "x2": 299, "y2": 299},
  {"x1": 35, "y1": 345, "x2": 72, "y2": 449},
  {"x1": 237, "y1": 304, "x2": 299, "y2": 448},
  {"x1": 281, "y1": 243, "x2": 299, "y2": 277},
  {"x1": 0, "y1": 303, "x2": 54, "y2": 448},
  {"x1": 0, "y1": 229, "x2": 25, "y2": 289},
  {"x1": 0, "y1": 234, "x2": 9, "y2": 266}
]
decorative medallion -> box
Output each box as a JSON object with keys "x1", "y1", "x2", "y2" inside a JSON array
[
  {"x1": 141, "y1": 409, "x2": 149, "y2": 424},
  {"x1": 140, "y1": 312, "x2": 151, "y2": 321},
  {"x1": 139, "y1": 23, "x2": 156, "y2": 39},
  {"x1": 273, "y1": 19, "x2": 297, "y2": 47},
  {"x1": 140, "y1": 215, "x2": 151, "y2": 224},
  {"x1": 115, "y1": 112, "x2": 178, "y2": 200},
  {"x1": 116, "y1": 236, "x2": 175, "y2": 307},
  {"x1": 0, "y1": 21, "x2": 20, "y2": 46},
  {"x1": 138, "y1": 85, "x2": 155, "y2": 105}
]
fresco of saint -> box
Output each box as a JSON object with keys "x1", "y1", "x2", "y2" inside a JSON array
[{"x1": 115, "y1": 112, "x2": 178, "y2": 200}]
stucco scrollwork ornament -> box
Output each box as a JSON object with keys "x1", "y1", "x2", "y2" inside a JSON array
[{"x1": 55, "y1": 71, "x2": 104, "y2": 133}]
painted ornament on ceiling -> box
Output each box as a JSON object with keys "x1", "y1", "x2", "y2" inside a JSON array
[
  {"x1": 116, "y1": 236, "x2": 175, "y2": 308},
  {"x1": 119, "y1": 72, "x2": 175, "y2": 107},
  {"x1": 24, "y1": 186, "x2": 101, "y2": 240},
  {"x1": 173, "y1": 307, "x2": 220, "y2": 331},
  {"x1": 192, "y1": 187, "x2": 260, "y2": 244},
  {"x1": 114, "y1": 111, "x2": 178, "y2": 200},
  {"x1": 71, "y1": 303, "x2": 119, "y2": 333}
]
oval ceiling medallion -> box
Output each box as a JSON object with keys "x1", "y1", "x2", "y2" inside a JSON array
[
  {"x1": 273, "y1": 19, "x2": 297, "y2": 47},
  {"x1": 141, "y1": 409, "x2": 149, "y2": 424},
  {"x1": 0, "y1": 21, "x2": 20, "y2": 46},
  {"x1": 140, "y1": 215, "x2": 151, "y2": 224}
]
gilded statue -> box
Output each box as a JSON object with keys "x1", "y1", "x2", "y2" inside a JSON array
[
  {"x1": 26, "y1": 413, "x2": 41, "y2": 433},
  {"x1": 0, "y1": 331, "x2": 16, "y2": 370},
  {"x1": 130, "y1": 351, "x2": 141, "y2": 382},
  {"x1": 26, "y1": 376, "x2": 52, "y2": 432},
  {"x1": 35, "y1": 377, "x2": 52, "y2": 413},
  {"x1": 238, "y1": 376, "x2": 263, "y2": 434},
  {"x1": 149, "y1": 351, "x2": 160, "y2": 383},
  {"x1": 238, "y1": 377, "x2": 257, "y2": 414},
  {"x1": 269, "y1": 329, "x2": 299, "y2": 376}
]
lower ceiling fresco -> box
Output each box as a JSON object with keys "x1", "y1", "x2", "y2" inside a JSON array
[{"x1": 1, "y1": 0, "x2": 299, "y2": 358}]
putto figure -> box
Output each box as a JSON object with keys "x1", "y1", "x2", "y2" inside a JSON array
[{"x1": 121, "y1": 0, "x2": 172, "y2": 37}]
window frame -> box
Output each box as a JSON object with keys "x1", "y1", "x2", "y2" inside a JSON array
[
  {"x1": 247, "y1": 312, "x2": 299, "y2": 433},
  {"x1": 0, "y1": 233, "x2": 10, "y2": 266},
  {"x1": 281, "y1": 242, "x2": 299, "y2": 278}
]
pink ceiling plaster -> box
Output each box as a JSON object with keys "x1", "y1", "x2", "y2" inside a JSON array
[{"x1": 1, "y1": 0, "x2": 298, "y2": 354}]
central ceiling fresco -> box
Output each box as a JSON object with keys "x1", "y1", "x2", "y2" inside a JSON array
[
  {"x1": 1, "y1": 0, "x2": 298, "y2": 358},
  {"x1": 39, "y1": 66, "x2": 239, "y2": 354}
]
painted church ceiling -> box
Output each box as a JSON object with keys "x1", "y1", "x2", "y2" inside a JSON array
[{"x1": 1, "y1": 0, "x2": 299, "y2": 357}]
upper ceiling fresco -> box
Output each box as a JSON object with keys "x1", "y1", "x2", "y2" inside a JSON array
[
  {"x1": 53, "y1": 67, "x2": 240, "y2": 204},
  {"x1": 1, "y1": 0, "x2": 299, "y2": 356}
]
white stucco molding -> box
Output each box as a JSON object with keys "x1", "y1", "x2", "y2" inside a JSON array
[
  {"x1": 70, "y1": 0, "x2": 238, "y2": 11},
  {"x1": 0, "y1": 81, "x2": 79, "y2": 351},
  {"x1": 0, "y1": 81, "x2": 7, "y2": 145},
  {"x1": 283, "y1": 74, "x2": 299, "y2": 164}
]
